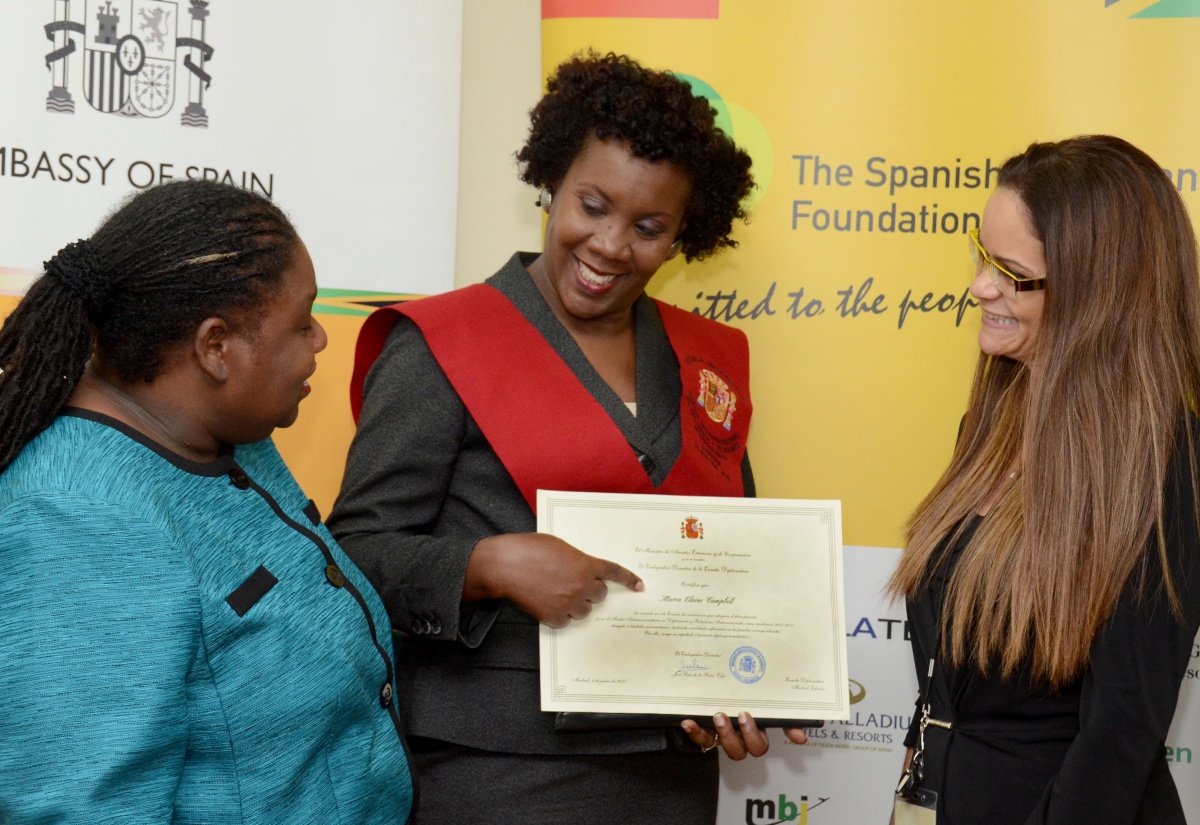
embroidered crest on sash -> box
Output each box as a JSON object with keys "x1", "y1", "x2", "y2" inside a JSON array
[{"x1": 697, "y1": 368, "x2": 736, "y2": 430}]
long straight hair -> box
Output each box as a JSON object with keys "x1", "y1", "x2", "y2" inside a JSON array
[{"x1": 889, "y1": 136, "x2": 1200, "y2": 688}]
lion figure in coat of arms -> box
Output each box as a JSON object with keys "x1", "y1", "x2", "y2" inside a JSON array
[{"x1": 139, "y1": 7, "x2": 172, "y2": 51}]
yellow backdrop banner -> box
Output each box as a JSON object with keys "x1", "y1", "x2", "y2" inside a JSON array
[
  {"x1": 543, "y1": 0, "x2": 1200, "y2": 549},
  {"x1": 543, "y1": 3, "x2": 1200, "y2": 822}
]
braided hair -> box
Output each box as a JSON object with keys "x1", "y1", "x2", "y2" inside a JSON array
[
  {"x1": 517, "y1": 51, "x2": 754, "y2": 262},
  {"x1": 0, "y1": 180, "x2": 298, "y2": 472}
]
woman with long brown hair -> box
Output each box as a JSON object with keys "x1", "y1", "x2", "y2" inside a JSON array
[{"x1": 889, "y1": 135, "x2": 1200, "y2": 824}]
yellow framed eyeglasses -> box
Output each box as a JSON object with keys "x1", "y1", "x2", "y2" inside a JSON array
[{"x1": 968, "y1": 227, "x2": 1046, "y2": 295}]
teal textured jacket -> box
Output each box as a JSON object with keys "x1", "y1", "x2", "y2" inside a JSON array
[{"x1": 0, "y1": 410, "x2": 413, "y2": 824}]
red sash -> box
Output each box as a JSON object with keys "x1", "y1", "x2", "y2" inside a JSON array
[{"x1": 350, "y1": 284, "x2": 751, "y2": 512}]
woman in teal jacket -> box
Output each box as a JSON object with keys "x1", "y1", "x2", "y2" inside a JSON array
[{"x1": 0, "y1": 181, "x2": 413, "y2": 823}]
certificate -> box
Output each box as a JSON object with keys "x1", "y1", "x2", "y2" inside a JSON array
[{"x1": 538, "y1": 490, "x2": 849, "y2": 721}]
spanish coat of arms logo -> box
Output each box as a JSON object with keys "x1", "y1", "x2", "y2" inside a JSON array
[
  {"x1": 44, "y1": 0, "x2": 214, "y2": 126},
  {"x1": 696, "y1": 368, "x2": 737, "y2": 431}
]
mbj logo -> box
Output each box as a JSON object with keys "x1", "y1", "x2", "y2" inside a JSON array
[
  {"x1": 744, "y1": 794, "x2": 829, "y2": 825},
  {"x1": 44, "y1": 0, "x2": 214, "y2": 126}
]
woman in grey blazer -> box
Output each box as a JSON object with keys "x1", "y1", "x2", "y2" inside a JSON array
[{"x1": 330, "y1": 52, "x2": 798, "y2": 824}]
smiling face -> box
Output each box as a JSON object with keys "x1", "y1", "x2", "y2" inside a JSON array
[
  {"x1": 218, "y1": 240, "x2": 327, "y2": 443},
  {"x1": 531, "y1": 136, "x2": 692, "y2": 332},
  {"x1": 971, "y1": 187, "x2": 1047, "y2": 364}
]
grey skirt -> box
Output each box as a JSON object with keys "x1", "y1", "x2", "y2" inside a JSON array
[{"x1": 407, "y1": 737, "x2": 720, "y2": 825}]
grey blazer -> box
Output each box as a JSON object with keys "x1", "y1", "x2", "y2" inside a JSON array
[{"x1": 328, "y1": 252, "x2": 753, "y2": 755}]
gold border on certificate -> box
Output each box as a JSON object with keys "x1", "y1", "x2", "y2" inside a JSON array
[{"x1": 538, "y1": 490, "x2": 849, "y2": 720}]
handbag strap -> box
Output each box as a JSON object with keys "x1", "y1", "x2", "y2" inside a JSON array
[{"x1": 897, "y1": 629, "x2": 954, "y2": 799}]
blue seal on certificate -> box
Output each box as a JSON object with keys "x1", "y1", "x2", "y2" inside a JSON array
[{"x1": 730, "y1": 646, "x2": 766, "y2": 684}]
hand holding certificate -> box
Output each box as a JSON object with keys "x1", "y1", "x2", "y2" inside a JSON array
[{"x1": 538, "y1": 490, "x2": 850, "y2": 724}]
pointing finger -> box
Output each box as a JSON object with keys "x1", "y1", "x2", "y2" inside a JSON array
[{"x1": 596, "y1": 559, "x2": 644, "y2": 592}]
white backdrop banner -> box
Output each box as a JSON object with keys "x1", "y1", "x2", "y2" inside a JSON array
[
  {"x1": 0, "y1": 0, "x2": 463, "y2": 295},
  {"x1": 718, "y1": 546, "x2": 1200, "y2": 824}
]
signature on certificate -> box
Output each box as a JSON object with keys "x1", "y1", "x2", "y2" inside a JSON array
[{"x1": 676, "y1": 658, "x2": 711, "y2": 674}]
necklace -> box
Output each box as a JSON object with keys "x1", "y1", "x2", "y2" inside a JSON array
[{"x1": 85, "y1": 365, "x2": 211, "y2": 458}]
